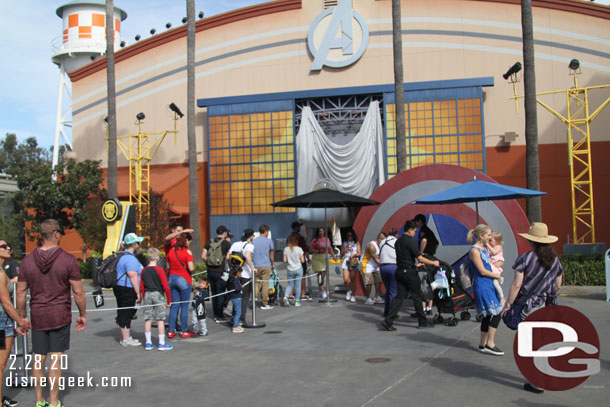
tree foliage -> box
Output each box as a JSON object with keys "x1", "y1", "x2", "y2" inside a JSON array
[
  {"x1": 15, "y1": 158, "x2": 104, "y2": 239},
  {"x1": 137, "y1": 190, "x2": 171, "y2": 250},
  {"x1": 0, "y1": 133, "x2": 50, "y2": 177}
]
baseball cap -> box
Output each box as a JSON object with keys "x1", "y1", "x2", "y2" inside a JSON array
[
  {"x1": 241, "y1": 228, "x2": 254, "y2": 241},
  {"x1": 124, "y1": 233, "x2": 144, "y2": 245},
  {"x1": 291, "y1": 221, "x2": 303, "y2": 229},
  {"x1": 216, "y1": 225, "x2": 230, "y2": 235}
]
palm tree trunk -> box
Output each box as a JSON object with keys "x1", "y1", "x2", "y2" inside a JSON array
[
  {"x1": 105, "y1": 0, "x2": 117, "y2": 199},
  {"x1": 187, "y1": 0, "x2": 202, "y2": 259},
  {"x1": 392, "y1": 0, "x2": 407, "y2": 173},
  {"x1": 521, "y1": 0, "x2": 542, "y2": 222}
]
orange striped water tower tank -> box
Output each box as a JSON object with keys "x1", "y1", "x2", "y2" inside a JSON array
[{"x1": 52, "y1": 0, "x2": 127, "y2": 72}]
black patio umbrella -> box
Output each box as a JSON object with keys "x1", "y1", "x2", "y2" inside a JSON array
[{"x1": 272, "y1": 188, "x2": 380, "y2": 304}]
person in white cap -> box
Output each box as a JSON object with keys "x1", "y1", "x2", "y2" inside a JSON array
[
  {"x1": 114, "y1": 232, "x2": 144, "y2": 347},
  {"x1": 502, "y1": 222, "x2": 563, "y2": 394}
]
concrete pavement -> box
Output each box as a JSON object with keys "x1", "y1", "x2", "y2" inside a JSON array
[{"x1": 5, "y1": 267, "x2": 608, "y2": 407}]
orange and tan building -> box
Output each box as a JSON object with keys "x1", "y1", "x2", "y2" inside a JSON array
[{"x1": 63, "y1": 0, "x2": 609, "y2": 255}]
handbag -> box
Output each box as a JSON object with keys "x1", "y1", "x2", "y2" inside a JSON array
[{"x1": 502, "y1": 269, "x2": 547, "y2": 330}]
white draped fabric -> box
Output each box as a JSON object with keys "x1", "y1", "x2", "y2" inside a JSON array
[{"x1": 296, "y1": 101, "x2": 385, "y2": 197}]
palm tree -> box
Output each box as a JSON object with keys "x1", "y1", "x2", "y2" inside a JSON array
[
  {"x1": 392, "y1": 0, "x2": 407, "y2": 173},
  {"x1": 521, "y1": 0, "x2": 542, "y2": 222},
  {"x1": 105, "y1": 0, "x2": 117, "y2": 199},
  {"x1": 186, "y1": 0, "x2": 202, "y2": 259}
]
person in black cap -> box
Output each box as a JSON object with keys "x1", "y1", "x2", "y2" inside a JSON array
[
  {"x1": 227, "y1": 228, "x2": 256, "y2": 325},
  {"x1": 202, "y1": 225, "x2": 232, "y2": 323}
]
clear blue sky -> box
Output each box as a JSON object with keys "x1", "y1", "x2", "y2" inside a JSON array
[
  {"x1": 0, "y1": 0, "x2": 269, "y2": 149},
  {"x1": 1, "y1": 0, "x2": 608, "y2": 150}
]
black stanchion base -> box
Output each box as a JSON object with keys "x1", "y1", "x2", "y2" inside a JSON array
[
  {"x1": 243, "y1": 322, "x2": 266, "y2": 329},
  {"x1": 317, "y1": 298, "x2": 338, "y2": 303}
]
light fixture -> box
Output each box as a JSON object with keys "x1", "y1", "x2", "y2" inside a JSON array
[
  {"x1": 166, "y1": 22, "x2": 172, "y2": 29},
  {"x1": 135, "y1": 34, "x2": 141, "y2": 41},
  {"x1": 150, "y1": 28, "x2": 156, "y2": 35},
  {"x1": 198, "y1": 11, "x2": 204, "y2": 19},
  {"x1": 182, "y1": 17, "x2": 187, "y2": 24},
  {"x1": 136, "y1": 112, "x2": 145, "y2": 121},
  {"x1": 120, "y1": 40, "x2": 126, "y2": 47},
  {"x1": 502, "y1": 62, "x2": 522, "y2": 80},
  {"x1": 169, "y1": 103, "x2": 184, "y2": 118},
  {"x1": 569, "y1": 59, "x2": 580, "y2": 71},
  {"x1": 90, "y1": 55, "x2": 96, "y2": 61}
]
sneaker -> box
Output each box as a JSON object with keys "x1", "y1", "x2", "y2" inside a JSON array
[
  {"x1": 260, "y1": 305, "x2": 273, "y2": 310},
  {"x1": 321, "y1": 291, "x2": 328, "y2": 299},
  {"x1": 2, "y1": 397, "x2": 18, "y2": 407},
  {"x1": 214, "y1": 317, "x2": 226, "y2": 324},
  {"x1": 478, "y1": 345, "x2": 485, "y2": 352},
  {"x1": 381, "y1": 320, "x2": 397, "y2": 331},
  {"x1": 198, "y1": 331, "x2": 208, "y2": 336},
  {"x1": 365, "y1": 297, "x2": 375, "y2": 305},
  {"x1": 302, "y1": 295, "x2": 312, "y2": 301},
  {"x1": 375, "y1": 296, "x2": 384, "y2": 304},
  {"x1": 158, "y1": 343, "x2": 174, "y2": 351},
  {"x1": 345, "y1": 290, "x2": 352, "y2": 301},
  {"x1": 294, "y1": 301, "x2": 302, "y2": 307},
  {"x1": 49, "y1": 401, "x2": 63, "y2": 407},
  {"x1": 120, "y1": 337, "x2": 141, "y2": 347},
  {"x1": 483, "y1": 345, "x2": 504, "y2": 356},
  {"x1": 167, "y1": 331, "x2": 177, "y2": 339},
  {"x1": 35, "y1": 402, "x2": 48, "y2": 407},
  {"x1": 283, "y1": 297, "x2": 290, "y2": 307},
  {"x1": 144, "y1": 343, "x2": 153, "y2": 351},
  {"x1": 523, "y1": 383, "x2": 544, "y2": 394},
  {"x1": 350, "y1": 296, "x2": 356, "y2": 303},
  {"x1": 180, "y1": 332, "x2": 196, "y2": 338},
  {"x1": 239, "y1": 320, "x2": 244, "y2": 327},
  {"x1": 232, "y1": 326, "x2": 245, "y2": 333}
]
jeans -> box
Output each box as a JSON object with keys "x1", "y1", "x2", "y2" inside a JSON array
[
  {"x1": 207, "y1": 271, "x2": 227, "y2": 319},
  {"x1": 284, "y1": 267, "x2": 303, "y2": 301},
  {"x1": 169, "y1": 274, "x2": 191, "y2": 332},
  {"x1": 232, "y1": 297, "x2": 242, "y2": 328},
  {"x1": 380, "y1": 264, "x2": 397, "y2": 316},
  {"x1": 239, "y1": 277, "x2": 252, "y2": 323}
]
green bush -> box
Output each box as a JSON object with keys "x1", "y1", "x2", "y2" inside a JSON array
[
  {"x1": 560, "y1": 254, "x2": 605, "y2": 286},
  {"x1": 192, "y1": 262, "x2": 207, "y2": 281},
  {"x1": 78, "y1": 258, "x2": 96, "y2": 280}
]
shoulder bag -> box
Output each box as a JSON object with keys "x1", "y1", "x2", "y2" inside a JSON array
[{"x1": 502, "y1": 267, "x2": 547, "y2": 330}]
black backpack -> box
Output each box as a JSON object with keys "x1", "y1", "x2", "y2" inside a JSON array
[
  {"x1": 206, "y1": 239, "x2": 224, "y2": 267},
  {"x1": 228, "y1": 242, "x2": 247, "y2": 271},
  {"x1": 93, "y1": 252, "x2": 134, "y2": 288}
]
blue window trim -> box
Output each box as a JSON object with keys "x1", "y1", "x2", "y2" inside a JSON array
[{"x1": 198, "y1": 77, "x2": 493, "y2": 108}]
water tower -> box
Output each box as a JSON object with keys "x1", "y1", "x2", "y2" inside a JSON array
[{"x1": 51, "y1": 0, "x2": 127, "y2": 169}]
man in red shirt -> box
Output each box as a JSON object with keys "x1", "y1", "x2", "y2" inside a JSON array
[{"x1": 17, "y1": 219, "x2": 87, "y2": 407}]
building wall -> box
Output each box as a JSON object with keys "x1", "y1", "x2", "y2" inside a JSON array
[{"x1": 68, "y1": 0, "x2": 610, "y2": 246}]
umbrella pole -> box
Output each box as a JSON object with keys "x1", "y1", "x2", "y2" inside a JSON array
[{"x1": 476, "y1": 201, "x2": 480, "y2": 224}]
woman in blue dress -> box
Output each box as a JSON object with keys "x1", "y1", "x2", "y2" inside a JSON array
[{"x1": 468, "y1": 224, "x2": 504, "y2": 356}]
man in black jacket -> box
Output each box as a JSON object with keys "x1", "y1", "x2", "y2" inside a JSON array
[{"x1": 381, "y1": 220, "x2": 439, "y2": 331}]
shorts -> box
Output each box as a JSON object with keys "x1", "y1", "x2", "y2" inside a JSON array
[
  {"x1": 0, "y1": 311, "x2": 15, "y2": 338},
  {"x1": 362, "y1": 270, "x2": 382, "y2": 285},
  {"x1": 32, "y1": 324, "x2": 71, "y2": 354},
  {"x1": 142, "y1": 291, "x2": 167, "y2": 321}
]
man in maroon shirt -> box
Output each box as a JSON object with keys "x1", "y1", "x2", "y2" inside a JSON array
[{"x1": 17, "y1": 219, "x2": 87, "y2": 407}]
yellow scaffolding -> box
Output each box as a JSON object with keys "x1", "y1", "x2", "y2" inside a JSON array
[
  {"x1": 106, "y1": 115, "x2": 180, "y2": 238},
  {"x1": 511, "y1": 71, "x2": 610, "y2": 243}
]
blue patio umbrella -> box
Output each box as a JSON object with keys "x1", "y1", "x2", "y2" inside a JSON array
[{"x1": 412, "y1": 179, "x2": 546, "y2": 223}]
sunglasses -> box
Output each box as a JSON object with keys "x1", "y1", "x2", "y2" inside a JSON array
[{"x1": 0, "y1": 244, "x2": 9, "y2": 249}]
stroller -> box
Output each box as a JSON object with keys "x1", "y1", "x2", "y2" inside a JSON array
[
  {"x1": 267, "y1": 268, "x2": 283, "y2": 306},
  {"x1": 421, "y1": 256, "x2": 475, "y2": 326}
]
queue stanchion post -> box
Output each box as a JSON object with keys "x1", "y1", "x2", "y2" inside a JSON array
[
  {"x1": 243, "y1": 274, "x2": 265, "y2": 329},
  {"x1": 10, "y1": 282, "x2": 30, "y2": 387},
  {"x1": 318, "y1": 207, "x2": 338, "y2": 305}
]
